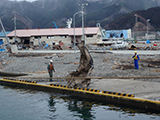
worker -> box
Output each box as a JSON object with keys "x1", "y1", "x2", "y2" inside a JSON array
[
  {"x1": 132, "y1": 51, "x2": 140, "y2": 69},
  {"x1": 47, "y1": 60, "x2": 55, "y2": 82}
]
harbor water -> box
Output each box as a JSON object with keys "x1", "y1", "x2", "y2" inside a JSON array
[{"x1": 0, "y1": 85, "x2": 160, "y2": 120}]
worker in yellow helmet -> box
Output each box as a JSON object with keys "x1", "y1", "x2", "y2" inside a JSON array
[{"x1": 132, "y1": 51, "x2": 140, "y2": 69}]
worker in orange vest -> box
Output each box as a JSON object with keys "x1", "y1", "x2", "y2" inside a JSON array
[
  {"x1": 47, "y1": 60, "x2": 55, "y2": 82},
  {"x1": 132, "y1": 51, "x2": 140, "y2": 69}
]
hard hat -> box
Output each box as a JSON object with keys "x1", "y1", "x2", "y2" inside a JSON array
[
  {"x1": 50, "y1": 60, "x2": 53, "y2": 63},
  {"x1": 134, "y1": 51, "x2": 137, "y2": 53}
]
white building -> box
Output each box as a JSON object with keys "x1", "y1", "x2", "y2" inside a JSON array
[{"x1": 7, "y1": 27, "x2": 102, "y2": 46}]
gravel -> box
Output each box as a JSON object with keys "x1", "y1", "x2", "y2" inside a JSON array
[{"x1": 1, "y1": 51, "x2": 160, "y2": 81}]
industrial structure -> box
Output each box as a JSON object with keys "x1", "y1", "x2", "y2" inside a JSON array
[{"x1": 105, "y1": 29, "x2": 132, "y2": 39}]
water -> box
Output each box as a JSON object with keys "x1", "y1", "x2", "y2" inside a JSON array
[{"x1": 0, "y1": 85, "x2": 160, "y2": 120}]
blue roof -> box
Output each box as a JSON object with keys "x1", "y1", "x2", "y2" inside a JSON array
[{"x1": 0, "y1": 31, "x2": 12, "y2": 37}]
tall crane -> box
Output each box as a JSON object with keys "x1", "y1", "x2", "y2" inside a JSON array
[
  {"x1": 0, "y1": 19, "x2": 10, "y2": 48},
  {"x1": 53, "y1": 22, "x2": 58, "y2": 28}
]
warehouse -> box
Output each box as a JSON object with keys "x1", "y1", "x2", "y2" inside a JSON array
[{"x1": 7, "y1": 27, "x2": 102, "y2": 47}]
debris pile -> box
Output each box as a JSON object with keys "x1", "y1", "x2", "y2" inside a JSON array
[
  {"x1": 0, "y1": 52, "x2": 9, "y2": 70},
  {"x1": 111, "y1": 57, "x2": 160, "y2": 71},
  {"x1": 15, "y1": 40, "x2": 73, "y2": 51},
  {"x1": 112, "y1": 62, "x2": 134, "y2": 70},
  {"x1": 127, "y1": 43, "x2": 160, "y2": 50},
  {"x1": 90, "y1": 41, "x2": 160, "y2": 50},
  {"x1": 66, "y1": 41, "x2": 94, "y2": 88}
]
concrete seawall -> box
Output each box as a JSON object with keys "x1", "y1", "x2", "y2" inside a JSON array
[{"x1": 1, "y1": 78, "x2": 160, "y2": 113}]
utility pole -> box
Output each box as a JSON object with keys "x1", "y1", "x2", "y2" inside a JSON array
[
  {"x1": 147, "y1": 19, "x2": 150, "y2": 39},
  {"x1": 134, "y1": 14, "x2": 137, "y2": 43},
  {"x1": 14, "y1": 14, "x2": 17, "y2": 44},
  {"x1": 79, "y1": 3, "x2": 88, "y2": 43},
  {"x1": 73, "y1": 11, "x2": 82, "y2": 52}
]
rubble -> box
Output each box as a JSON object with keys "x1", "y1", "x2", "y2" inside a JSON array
[
  {"x1": 89, "y1": 41, "x2": 160, "y2": 51},
  {"x1": 127, "y1": 42, "x2": 160, "y2": 50},
  {"x1": 66, "y1": 41, "x2": 94, "y2": 88}
]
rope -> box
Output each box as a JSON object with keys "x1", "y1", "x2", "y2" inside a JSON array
[{"x1": 3, "y1": 76, "x2": 160, "y2": 80}]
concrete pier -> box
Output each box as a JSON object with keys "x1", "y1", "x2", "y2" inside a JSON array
[
  {"x1": 89, "y1": 78, "x2": 160, "y2": 100},
  {"x1": 6, "y1": 72, "x2": 160, "y2": 100}
]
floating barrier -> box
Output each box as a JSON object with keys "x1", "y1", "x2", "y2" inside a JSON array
[
  {"x1": 3, "y1": 77, "x2": 37, "y2": 84},
  {"x1": 0, "y1": 78, "x2": 160, "y2": 112},
  {"x1": 49, "y1": 83, "x2": 134, "y2": 97}
]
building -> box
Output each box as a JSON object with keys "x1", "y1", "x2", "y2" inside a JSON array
[
  {"x1": 0, "y1": 31, "x2": 11, "y2": 45},
  {"x1": 105, "y1": 29, "x2": 132, "y2": 39},
  {"x1": 7, "y1": 27, "x2": 102, "y2": 47}
]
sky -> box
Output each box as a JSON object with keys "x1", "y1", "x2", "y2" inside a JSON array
[{"x1": 9, "y1": 0, "x2": 37, "y2": 2}]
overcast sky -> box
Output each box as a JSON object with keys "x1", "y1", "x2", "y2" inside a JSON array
[{"x1": 9, "y1": 0, "x2": 37, "y2": 2}]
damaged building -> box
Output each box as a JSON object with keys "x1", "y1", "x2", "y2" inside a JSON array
[{"x1": 7, "y1": 27, "x2": 102, "y2": 48}]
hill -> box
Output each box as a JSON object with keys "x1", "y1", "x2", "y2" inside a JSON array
[
  {"x1": 0, "y1": 0, "x2": 160, "y2": 31},
  {"x1": 106, "y1": 7, "x2": 160, "y2": 31}
]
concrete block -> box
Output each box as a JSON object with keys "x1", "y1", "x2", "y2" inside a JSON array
[{"x1": 11, "y1": 45, "x2": 18, "y2": 54}]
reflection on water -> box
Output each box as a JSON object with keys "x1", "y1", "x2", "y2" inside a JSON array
[
  {"x1": 48, "y1": 95, "x2": 160, "y2": 120},
  {"x1": 0, "y1": 85, "x2": 160, "y2": 120},
  {"x1": 49, "y1": 95, "x2": 94, "y2": 119}
]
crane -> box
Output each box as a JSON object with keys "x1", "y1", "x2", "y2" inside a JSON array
[
  {"x1": 0, "y1": 19, "x2": 10, "y2": 48},
  {"x1": 53, "y1": 22, "x2": 58, "y2": 28}
]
